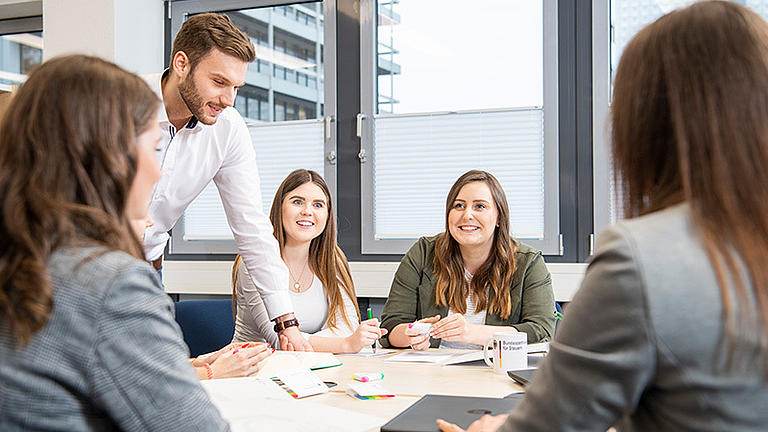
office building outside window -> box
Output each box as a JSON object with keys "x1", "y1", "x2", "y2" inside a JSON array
[{"x1": 169, "y1": 2, "x2": 335, "y2": 253}]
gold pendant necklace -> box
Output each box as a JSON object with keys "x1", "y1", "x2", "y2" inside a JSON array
[{"x1": 288, "y1": 261, "x2": 309, "y2": 292}]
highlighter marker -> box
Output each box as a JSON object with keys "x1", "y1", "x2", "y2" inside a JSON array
[
  {"x1": 367, "y1": 307, "x2": 377, "y2": 353},
  {"x1": 352, "y1": 372, "x2": 384, "y2": 382}
]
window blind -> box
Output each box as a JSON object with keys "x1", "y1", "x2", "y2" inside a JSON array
[
  {"x1": 373, "y1": 108, "x2": 544, "y2": 240},
  {"x1": 182, "y1": 120, "x2": 325, "y2": 240}
]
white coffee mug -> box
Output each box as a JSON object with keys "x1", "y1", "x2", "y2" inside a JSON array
[{"x1": 483, "y1": 331, "x2": 527, "y2": 373}]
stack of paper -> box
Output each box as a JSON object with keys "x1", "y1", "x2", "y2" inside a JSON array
[{"x1": 346, "y1": 381, "x2": 395, "y2": 400}]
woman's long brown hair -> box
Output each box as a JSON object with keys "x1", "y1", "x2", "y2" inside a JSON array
[
  {"x1": 232, "y1": 169, "x2": 360, "y2": 329},
  {"x1": 0, "y1": 55, "x2": 160, "y2": 347},
  {"x1": 612, "y1": 1, "x2": 768, "y2": 367},
  {"x1": 433, "y1": 170, "x2": 517, "y2": 318}
]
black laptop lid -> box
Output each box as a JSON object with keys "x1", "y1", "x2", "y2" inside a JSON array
[
  {"x1": 506, "y1": 369, "x2": 537, "y2": 386},
  {"x1": 381, "y1": 394, "x2": 522, "y2": 432}
]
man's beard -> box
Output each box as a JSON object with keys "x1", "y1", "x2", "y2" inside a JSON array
[{"x1": 178, "y1": 73, "x2": 219, "y2": 126}]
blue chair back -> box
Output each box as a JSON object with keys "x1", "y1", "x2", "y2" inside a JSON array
[
  {"x1": 554, "y1": 301, "x2": 563, "y2": 336},
  {"x1": 174, "y1": 299, "x2": 235, "y2": 358}
]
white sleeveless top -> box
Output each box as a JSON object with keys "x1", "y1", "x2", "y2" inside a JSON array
[{"x1": 290, "y1": 276, "x2": 329, "y2": 333}]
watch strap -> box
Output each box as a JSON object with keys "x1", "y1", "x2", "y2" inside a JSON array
[{"x1": 274, "y1": 318, "x2": 300, "y2": 333}]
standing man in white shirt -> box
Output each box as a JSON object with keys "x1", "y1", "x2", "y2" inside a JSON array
[{"x1": 144, "y1": 13, "x2": 312, "y2": 351}]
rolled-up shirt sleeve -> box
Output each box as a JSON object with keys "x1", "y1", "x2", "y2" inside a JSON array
[{"x1": 213, "y1": 117, "x2": 292, "y2": 321}]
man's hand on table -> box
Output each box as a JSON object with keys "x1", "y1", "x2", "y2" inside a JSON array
[{"x1": 436, "y1": 414, "x2": 508, "y2": 432}]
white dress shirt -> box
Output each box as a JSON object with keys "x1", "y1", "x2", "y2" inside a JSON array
[
  {"x1": 143, "y1": 72, "x2": 292, "y2": 320},
  {"x1": 232, "y1": 264, "x2": 360, "y2": 348}
]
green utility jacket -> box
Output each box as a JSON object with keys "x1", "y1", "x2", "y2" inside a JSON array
[{"x1": 380, "y1": 235, "x2": 556, "y2": 348}]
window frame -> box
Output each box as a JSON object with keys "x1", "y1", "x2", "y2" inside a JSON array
[
  {"x1": 162, "y1": 0, "x2": 595, "y2": 264},
  {"x1": 165, "y1": 0, "x2": 337, "y2": 256},
  {"x1": 357, "y1": 0, "x2": 562, "y2": 255},
  {"x1": 592, "y1": 0, "x2": 612, "y2": 241},
  {"x1": 0, "y1": 16, "x2": 42, "y2": 35}
]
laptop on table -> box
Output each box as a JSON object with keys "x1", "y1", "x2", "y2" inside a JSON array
[{"x1": 381, "y1": 394, "x2": 523, "y2": 432}]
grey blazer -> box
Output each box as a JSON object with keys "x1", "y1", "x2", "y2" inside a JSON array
[
  {"x1": 0, "y1": 247, "x2": 229, "y2": 431},
  {"x1": 500, "y1": 204, "x2": 768, "y2": 432}
]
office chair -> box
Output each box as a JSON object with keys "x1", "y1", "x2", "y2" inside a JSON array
[{"x1": 174, "y1": 299, "x2": 235, "y2": 358}]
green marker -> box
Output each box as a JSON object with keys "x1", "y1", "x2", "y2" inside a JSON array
[
  {"x1": 554, "y1": 311, "x2": 563, "y2": 319},
  {"x1": 367, "y1": 307, "x2": 377, "y2": 353}
]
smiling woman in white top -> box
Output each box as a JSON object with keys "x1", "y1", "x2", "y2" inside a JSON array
[{"x1": 232, "y1": 169, "x2": 387, "y2": 353}]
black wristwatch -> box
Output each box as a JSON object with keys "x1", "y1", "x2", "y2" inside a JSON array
[{"x1": 274, "y1": 318, "x2": 300, "y2": 333}]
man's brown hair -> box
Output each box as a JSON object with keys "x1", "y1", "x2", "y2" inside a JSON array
[{"x1": 172, "y1": 13, "x2": 255, "y2": 69}]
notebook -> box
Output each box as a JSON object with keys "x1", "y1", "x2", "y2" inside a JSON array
[
  {"x1": 256, "y1": 351, "x2": 342, "y2": 378},
  {"x1": 381, "y1": 394, "x2": 523, "y2": 432}
]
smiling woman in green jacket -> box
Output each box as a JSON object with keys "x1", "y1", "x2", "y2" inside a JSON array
[{"x1": 381, "y1": 170, "x2": 556, "y2": 350}]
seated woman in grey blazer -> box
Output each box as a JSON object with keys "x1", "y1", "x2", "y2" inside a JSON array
[
  {"x1": 438, "y1": 2, "x2": 768, "y2": 432},
  {"x1": 0, "y1": 55, "x2": 228, "y2": 431}
]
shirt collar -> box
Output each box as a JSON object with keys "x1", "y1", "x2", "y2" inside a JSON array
[{"x1": 151, "y1": 69, "x2": 200, "y2": 131}]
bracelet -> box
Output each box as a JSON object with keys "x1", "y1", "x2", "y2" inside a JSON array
[
  {"x1": 273, "y1": 318, "x2": 300, "y2": 333},
  {"x1": 203, "y1": 363, "x2": 214, "y2": 380}
]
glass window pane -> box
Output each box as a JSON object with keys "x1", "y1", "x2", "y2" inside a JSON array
[
  {"x1": 0, "y1": 32, "x2": 42, "y2": 89},
  {"x1": 366, "y1": 0, "x2": 556, "y2": 253},
  {"x1": 180, "y1": 3, "x2": 327, "y2": 244},
  {"x1": 376, "y1": 0, "x2": 542, "y2": 114},
  {"x1": 603, "y1": 0, "x2": 768, "y2": 226}
]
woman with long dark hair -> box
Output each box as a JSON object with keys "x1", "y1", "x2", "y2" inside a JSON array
[
  {"x1": 438, "y1": 2, "x2": 768, "y2": 431},
  {"x1": 381, "y1": 170, "x2": 555, "y2": 349},
  {"x1": 232, "y1": 169, "x2": 386, "y2": 352},
  {"x1": 0, "y1": 55, "x2": 228, "y2": 430}
]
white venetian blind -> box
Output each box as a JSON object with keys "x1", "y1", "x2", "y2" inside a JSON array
[
  {"x1": 373, "y1": 108, "x2": 544, "y2": 240},
  {"x1": 183, "y1": 120, "x2": 325, "y2": 240}
]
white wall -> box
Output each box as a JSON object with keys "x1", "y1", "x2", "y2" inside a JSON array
[
  {"x1": 163, "y1": 260, "x2": 587, "y2": 302},
  {"x1": 42, "y1": 0, "x2": 164, "y2": 74}
]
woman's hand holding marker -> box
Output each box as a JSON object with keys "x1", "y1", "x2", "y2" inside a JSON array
[{"x1": 403, "y1": 315, "x2": 440, "y2": 350}]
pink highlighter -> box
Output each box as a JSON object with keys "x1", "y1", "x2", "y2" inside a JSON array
[
  {"x1": 352, "y1": 372, "x2": 384, "y2": 382},
  {"x1": 408, "y1": 322, "x2": 434, "y2": 335}
]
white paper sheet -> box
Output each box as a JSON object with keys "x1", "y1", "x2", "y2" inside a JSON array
[
  {"x1": 384, "y1": 351, "x2": 455, "y2": 363},
  {"x1": 202, "y1": 377, "x2": 386, "y2": 432},
  {"x1": 201, "y1": 377, "x2": 293, "y2": 402},
  {"x1": 337, "y1": 347, "x2": 396, "y2": 356},
  {"x1": 277, "y1": 368, "x2": 329, "y2": 398}
]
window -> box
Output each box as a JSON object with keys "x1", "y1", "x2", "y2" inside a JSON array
[
  {"x1": 165, "y1": 0, "x2": 587, "y2": 262},
  {"x1": 359, "y1": 0, "x2": 560, "y2": 254},
  {"x1": 168, "y1": 1, "x2": 334, "y2": 254},
  {"x1": 593, "y1": 0, "x2": 768, "y2": 238},
  {"x1": 0, "y1": 29, "x2": 42, "y2": 90}
]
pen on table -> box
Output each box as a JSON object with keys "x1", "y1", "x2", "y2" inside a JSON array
[{"x1": 367, "y1": 307, "x2": 377, "y2": 353}]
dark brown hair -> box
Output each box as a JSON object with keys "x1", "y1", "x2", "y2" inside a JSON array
[
  {"x1": 433, "y1": 170, "x2": 517, "y2": 318},
  {"x1": 172, "y1": 13, "x2": 256, "y2": 70},
  {"x1": 612, "y1": 1, "x2": 768, "y2": 364},
  {"x1": 232, "y1": 169, "x2": 360, "y2": 329},
  {"x1": 0, "y1": 55, "x2": 161, "y2": 347}
]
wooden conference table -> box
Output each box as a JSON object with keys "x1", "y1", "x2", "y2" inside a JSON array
[{"x1": 203, "y1": 349, "x2": 527, "y2": 432}]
